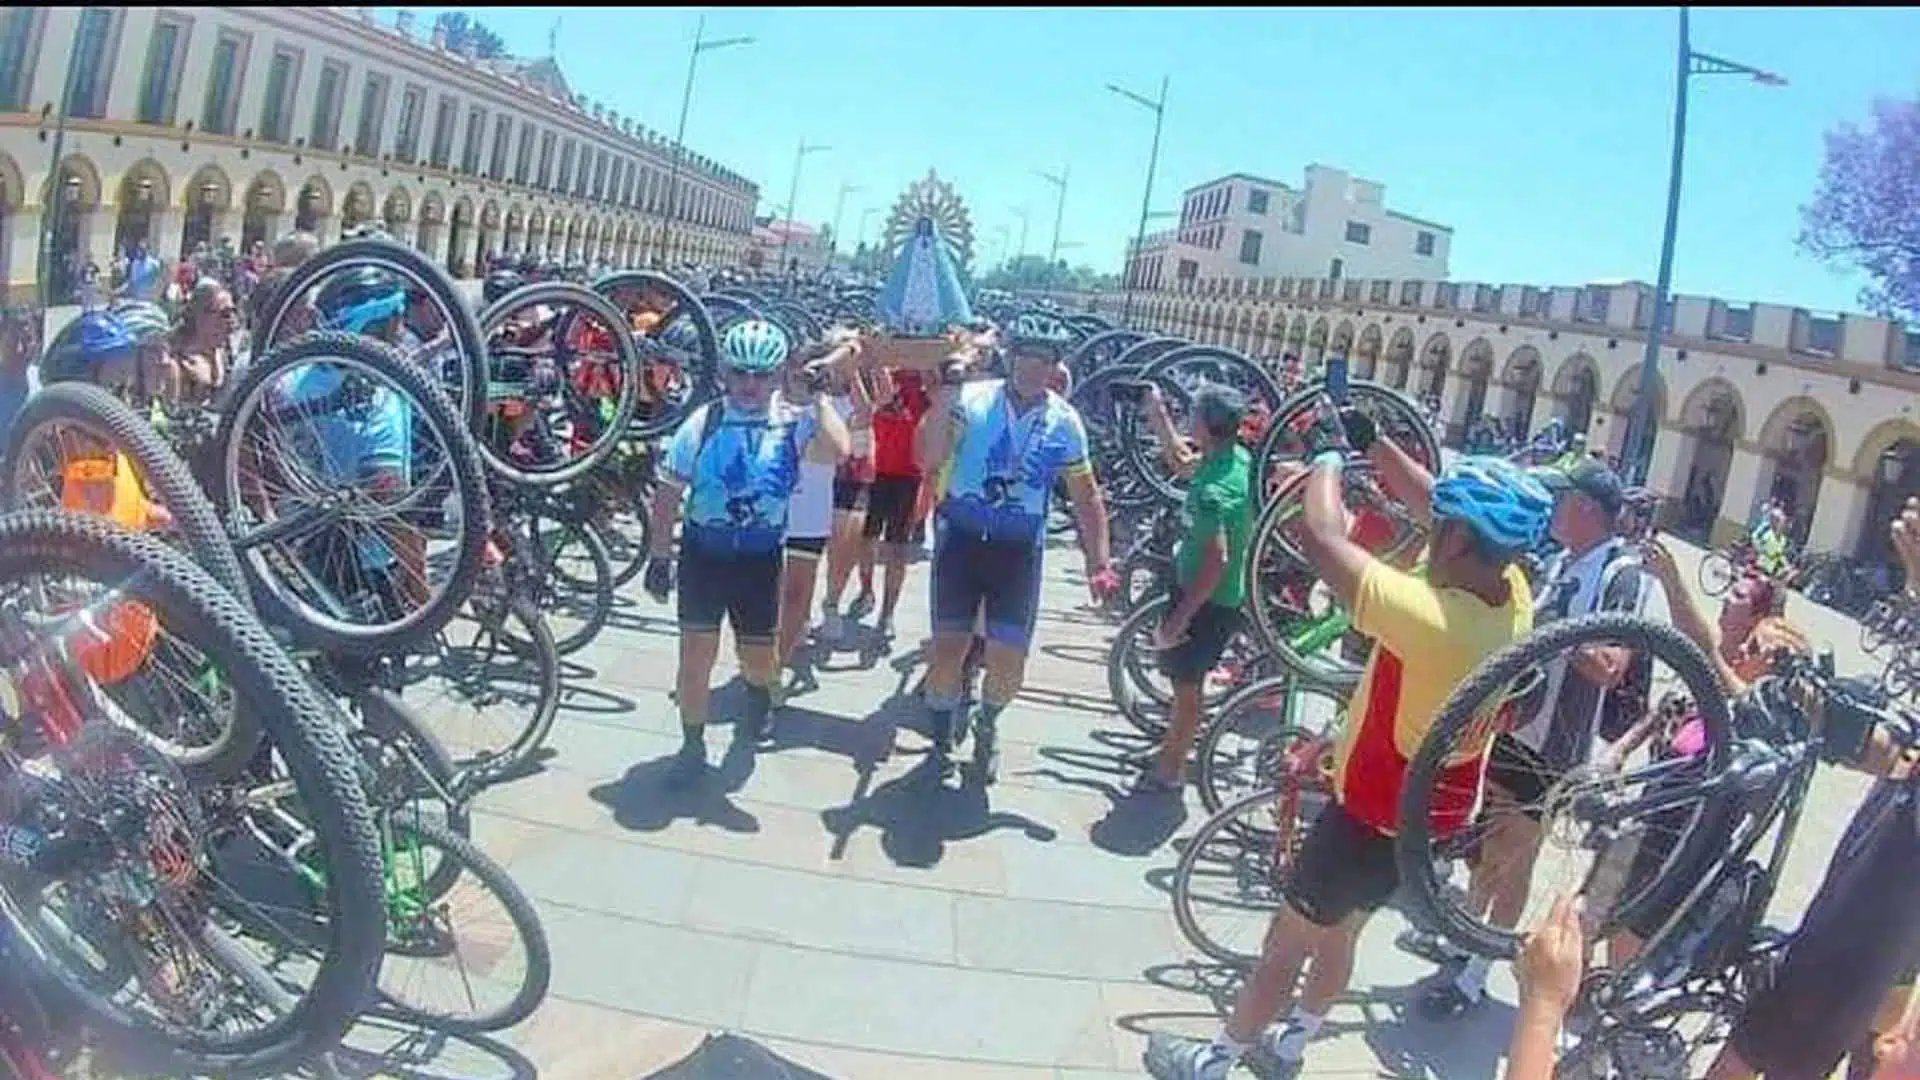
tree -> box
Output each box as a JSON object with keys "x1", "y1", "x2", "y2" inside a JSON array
[
  {"x1": 1798, "y1": 96, "x2": 1920, "y2": 322},
  {"x1": 434, "y1": 12, "x2": 509, "y2": 59}
]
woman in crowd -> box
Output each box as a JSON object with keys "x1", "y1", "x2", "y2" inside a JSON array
[{"x1": 172, "y1": 279, "x2": 239, "y2": 406}]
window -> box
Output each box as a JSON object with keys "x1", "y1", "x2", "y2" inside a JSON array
[
  {"x1": 489, "y1": 115, "x2": 510, "y2": 178},
  {"x1": 309, "y1": 60, "x2": 346, "y2": 151},
  {"x1": 428, "y1": 94, "x2": 456, "y2": 167},
  {"x1": 1238, "y1": 229, "x2": 1263, "y2": 266},
  {"x1": 259, "y1": 47, "x2": 299, "y2": 144},
  {"x1": 1416, "y1": 230, "x2": 1436, "y2": 256},
  {"x1": 394, "y1": 84, "x2": 424, "y2": 162},
  {"x1": 137, "y1": 16, "x2": 187, "y2": 125},
  {"x1": 514, "y1": 125, "x2": 534, "y2": 183},
  {"x1": 1329, "y1": 257, "x2": 1344, "y2": 279},
  {"x1": 558, "y1": 140, "x2": 575, "y2": 192},
  {"x1": 353, "y1": 73, "x2": 387, "y2": 157},
  {"x1": 1177, "y1": 259, "x2": 1198, "y2": 282},
  {"x1": 593, "y1": 153, "x2": 609, "y2": 200},
  {"x1": 537, "y1": 131, "x2": 555, "y2": 188},
  {"x1": 1344, "y1": 221, "x2": 1371, "y2": 245},
  {"x1": 1247, "y1": 189, "x2": 1269, "y2": 216},
  {"x1": 201, "y1": 31, "x2": 245, "y2": 135},
  {"x1": 460, "y1": 105, "x2": 484, "y2": 173},
  {"x1": 0, "y1": 9, "x2": 38, "y2": 113},
  {"x1": 66, "y1": 8, "x2": 115, "y2": 119}
]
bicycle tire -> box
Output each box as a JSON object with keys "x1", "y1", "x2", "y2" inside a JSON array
[
  {"x1": 1195, "y1": 672, "x2": 1350, "y2": 819},
  {"x1": 417, "y1": 592, "x2": 562, "y2": 784},
  {"x1": 215, "y1": 331, "x2": 492, "y2": 657},
  {"x1": 1171, "y1": 771, "x2": 1326, "y2": 967},
  {"x1": 352, "y1": 685, "x2": 472, "y2": 898},
  {"x1": 1552, "y1": 989, "x2": 1742, "y2": 1080},
  {"x1": 252, "y1": 239, "x2": 487, "y2": 432},
  {"x1": 1107, "y1": 594, "x2": 1175, "y2": 737},
  {"x1": 1698, "y1": 551, "x2": 1735, "y2": 598},
  {"x1": 375, "y1": 819, "x2": 552, "y2": 1035},
  {"x1": 591, "y1": 270, "x2": 722, "y2": 439},
  {"x1": 1253, "y1": 380, "x2": 1440, "y2": 502},
  {"x1": 1395, "y1": 612, "x2": 1737, "y2": 961},
  {"x1": 1128, "y1": 345, "x2": 1288, "y2": 507},
  {"x1": 475, "y1": 281, "x2": 641, "y2": 487},
  {"x1": 0, "y1": 511, "x2": 384, "y2": 1078},
  {"x1": 521, "y1": 510, "x2": 614, "y2": 656},
  {"x1": 0, "y1": 382, "x2": 251, "y2": 610}
]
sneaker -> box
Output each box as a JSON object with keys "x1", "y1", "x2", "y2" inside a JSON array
[
  {"x1": 1134, "y1": 769, "x2": 1181, "y2": 797},
  {"x1": 1259, "y1": 1018, "x2": 1315, "y2": 1067},
  {"x1": 846, "y1": 591, "x2": 875, "y2": 622},
  {"x1": 666, "y1": 737, "x2": 708, "y2": 788},
  {"x1": 875, "y1": 616, "x2": 895, "y2": 641},
  {"x1": 1143, "y1": 1032, "x2": 1235, "y2": 1080}
]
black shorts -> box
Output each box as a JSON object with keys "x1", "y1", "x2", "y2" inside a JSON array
[
  {"x1": 1732, "y1": 788, "x2": 1920, "y2": 1080},
  {"x1": 1283, "y1": 798, "x2": 1400, "y2": 928},
  {"x1": 785, "y1": 535, "x2": 827, "y2": 557},
  {"x1": 1156, "y1": 589, "x2": 1242, "y2": 684},
  {"x1": 931, "y1": 527, "x2": 1042, "y2": 650},
  {"x1": 677, "y1": 544, "x2": 781, "y2": 641},
  {"x1": 1486, "y1": 735, "x2": 1561, "y2": 822},
  {"x1": 864, "y1": 474, "x2": 921, "y2": 544},
  {"x1": 832, "y1": 474, "x2": 868, "y2": 512}
]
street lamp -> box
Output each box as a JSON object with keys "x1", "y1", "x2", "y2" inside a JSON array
[
  {"x1": 657, "y1": 14, "x2": 754, "y2": 265},
  {"x1": 780, "y1": 140, "x2": 829, "y2": 279},
  {"x1": 1107, "y1": 75, "x2": 1168, "y2": 326},
  {"x1": 1035, "y1": 165, "x2": 1069, "y2": 266},
  {"x1": 1626, "y1": 6, "x2": 1785, "y2": 485},
  {"x1": 830, "y1": 181, "x2": 862, "y2": 263},
  {"x1": 1011, "y1": 206, "x2": 1031, "y2": 265}
]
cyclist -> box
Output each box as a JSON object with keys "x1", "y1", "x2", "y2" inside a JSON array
[
  {"x1": 172, "y1": 279, "x2": 237, "y2": 407},
  {"x1": 914, "y1": 329, "x2": 1115, "y2": 787},
  {"x1": 108, "y1": 300, "x2": 179, "y2": 417},
  {"x1": 817, "y1": 348, "x2": 879, "y2": 643},
  {"x1": 1134, "y1": 382, "x2": 1253, "y2": 796},
  {"x1": 846, "y1": 361, "x2": 933, "y2": 643},
  {"x1": 1751, "y1": 500, "x2": 1794, "y2": 579},
  {"x1": 644, "y1": 319, "x2": 841, "y2": 776},
  {"x1": 38, "y1": 310, "x2": 177, "y2": 532},
  {"x1": 774, "y1": 334, "x2": 858, "y2": 686},
  {"x1": 1144, "y1": 424, "x2": 1551, "y2": 1080}
]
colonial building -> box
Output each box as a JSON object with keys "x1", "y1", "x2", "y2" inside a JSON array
[
  {"x1": 748, "y1": 219, "x2": 829, "y2": 277},
  {"x1": 1123, "y1": 165, "x2": 1452, "y2": 292},
  {"x1": 1052, "y1": 272, "x2": 1920, "y2": 567},
  {"x1": 0, "y1": 6, "x2": 760, "y2": 301}
]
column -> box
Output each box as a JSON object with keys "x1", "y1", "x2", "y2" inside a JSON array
[
  {"x1": 312, "y1": 214, "x2": 340, "y2": 248},
  {"x1": 30, "y1": 10, "x2": 80, "y2": 114},
  {"x1": 388, "y1": 219, "x2": 415, "y2": 247},
  {"x1": 452, "y1": 226, "x2": 477, "y2": 280},
  {"x1": 1712, "y1": 444, "x2": 1769, "y2": 548},
  {"x1": 85, "y1": 205, "x2": 117, "y2": 278},
  {"x1": 1645, "y1": 422, "x2": 1691, "y2": 526},
  {"x1": 256, "y1": 210, "x2": 286, "y2": 246},
  {"x1": 105, "y1": 8, "x2": 160, "y2": 120},
  {"x1": 1437, "y1": 369, "x2": 1469, "y2": 446},
  {"x1": 1809, "y1": 471, "x2": 1872, "y2": 557},
  {"x1": 6, "y1": 207, "x2": 42, "y2": 300}
]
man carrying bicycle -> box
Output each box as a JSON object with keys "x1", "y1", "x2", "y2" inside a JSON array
[
  {"x1": 1751, "y1": 500, "x2": 1793, "y2": 579},
  {"x1": 1145, "y1": 413, "x2": 1552, "y2": 1080}
]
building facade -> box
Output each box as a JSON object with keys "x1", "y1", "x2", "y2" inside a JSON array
[
  {"x1": 1123, "y1": 165, "x2": 1452, "y2": 292},
  {"x1": 747, "y1": 219, "x2": 829, "y2": 277},
  {"x1": 0, "y1": 6, "x2": 760, "y2": 302},
  {"x1": 1051, "y1": 272, "x2": 1920, "y2": 568}
]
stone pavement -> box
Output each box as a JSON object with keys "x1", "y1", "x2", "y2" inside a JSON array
[{"x1": 327, "y1": 536, "x2": 1885, "y2": 1080}]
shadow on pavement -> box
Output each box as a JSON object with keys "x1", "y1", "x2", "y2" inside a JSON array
[
  {"x1": 1356, "y1": 981, "x2": 1516, "y2": 1080},
  {"x1": 325, "y1": 1008, "x2": 541, "y2": 1080},
  {"x1": 1037, "y1": 641, "x2": 1111, "y2": 668},
  {"x1": 557, "y1": 680, "x2": 642, "y2": 716},
  {"x1": 1033, "y1": 742, "x2": 1188, "y2": 856},
  {"x1": 636, "y1": 1031, "x2": 838, "y2": 1079},
  {"x1": 587, "y1": 686, "x2": 763, "y2": 834},
  {"x1": 819, "y1": 755, "x2": 1058, "y2": 869}
]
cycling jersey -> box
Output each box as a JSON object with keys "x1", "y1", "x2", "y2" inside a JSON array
[
  {"x1": 872, "y1": 372, "x2": 930, "y2": 479},
  {"x1": 1752, "y1": 523, "x2": 1791, "y2": 576},
  {"x1": 62, "y1": 453, "x2": 160, "y2": 683},
  {"x1": 665, "y1": 397, "x2": 817, "y2": 556},
  {"x1": 937, "y1": 379, "x2": 1090, "y2": 547},
  {"x1": 274, "y1": 364, "x2": 414, "y2": 482}
]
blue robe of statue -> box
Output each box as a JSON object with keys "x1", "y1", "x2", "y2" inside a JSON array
[{"x1": 878, "y1": 216, "x2": 974, "y2": 337}]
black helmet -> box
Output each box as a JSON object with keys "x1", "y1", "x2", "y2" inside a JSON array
[{"x1": 483, "y1": 269, "x2": 525, "y2": 306}]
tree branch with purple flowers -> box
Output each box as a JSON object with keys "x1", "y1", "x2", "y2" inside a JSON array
[{"x1": 1797, "y1": 96, "x2": 1920, "y2": 323}]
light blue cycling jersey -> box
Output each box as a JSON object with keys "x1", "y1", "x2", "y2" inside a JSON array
[
  {"x1": 274, "y1": 364, "x2": 414, "y2": 483},
  {"x1": 665, "y1": 396, "x2": 817, "y2": 555},
  {"x1": 939, "y1": 379, "x2": 1090, "y2": 547}
]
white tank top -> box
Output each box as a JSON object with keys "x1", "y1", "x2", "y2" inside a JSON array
[{"x1": 787, "y1": 458, "x2": 837, "y2": 540}]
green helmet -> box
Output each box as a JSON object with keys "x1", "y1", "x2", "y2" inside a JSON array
[{"x1": 719, "y1": 318, "x2": 790, "y2": 373}]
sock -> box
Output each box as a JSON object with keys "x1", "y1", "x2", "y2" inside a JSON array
[
  {"x1": 1453, "y1": 955, "x2": 1491, "y2": 1000},
  {"x1": 926, "y1": 693, "x2": 958, "y2": 749},
  {"x1": 1203, "y1": 1031, "x2": 1248, "y2": 1070},
  {"x1": 679, "y1": 718, "x2": 707, "y2": 752},
  {"x1": 1267, "y1": 1008, "x2": 1324, "y2": 1062},
  {"x1": 977, "y1": 700, "x2": 1008, "y2": 730},
  {"x1": 743, "y1": 682, "x2": 772, "y2": 726}
]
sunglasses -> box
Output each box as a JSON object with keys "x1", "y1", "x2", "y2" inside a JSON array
[{"x1": 726, "y1": 368, "x2": 777, "y2": 381}]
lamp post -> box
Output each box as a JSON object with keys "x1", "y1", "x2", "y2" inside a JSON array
[
  {"x1": 656, "y1": 14, "x2": 754, "y2": 266},
  {"x1": 830, "y1": 181, "x2": 862, "y2": 266},
  {"x1": 1626, "y1": 6, "x2": 1785, "y2": 485},
  {"x1": 1035, "y1": 165, "x2": 1069, "y2": 266},
  {"x1": 1011, "y1": 206, "x2": 1030, "y2": 265},
  {"x1": 1107, "y1": 75, "x2": 1168, "y2": 326},
  {"x1": 780, "y1": 139, "x2": 829, "y2": 280}
]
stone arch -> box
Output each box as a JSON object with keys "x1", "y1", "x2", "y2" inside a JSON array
[
  {"x1": 1498, "y1": 345, "x2": 1544, "y2": 433},
  {"x1": 1668, "y1": 376, "x2": 1747, "y2": 538},
  {"x1": 448, "y1": 196, "x2": 476, "y2": 276},
  {"x1": 1604, "y1": 364, "x2": 1670, "y2": 463},
  {"x1": 170, "y1": 162, "x2": 232, "y2": 259},
  {"x1": 57, "y1": 153, "x2": 105, "y2": 209},
  {"x1": 382, "y1": 186, "x2": 413, "y2": 228},
  {"x1": 1677, "y1": 377, "x2": 1747, "y2": 445},
  {"x1": 1330, "y1": 319, "x2": 1354, "y2": 357},
  {"x1": 294, "y1": 173, "x2": 334, "y2": 232},
  {"x1": 1384, "y1": 327, "x2": 1415, "y2": 390},
  {"x1": 1856, "y1": 421, "x2": 1920, "y2": 563},
  {"x1": 1551, "y1": 352, "x2": 1601, "y2": 435},
  {"x1": 1308, "y1": 316, "x2": 1329, "y2": 351},
  {"x1": 1353, "y1": 323, "x2": 1383, "y2": 379},
  {"x1": 417, "y1": 191, "x2": 447, "y2": 260},
  {"x1": 1253, "y1": 310, "x2": 1273, "y2": 355},
  {"x1": 112, "y1": 158, "x2": 172, "y2": 253},
  {"x1": 1754, "y1": 395, "x2": 1833, "y2": 542},
  {"x1": 1417, "y1": 332, "x2": 1451, "y2": 403},
  {"x1": 1287, "y1": 314, "x2": 1308, "y2": 347},
  {"x1": 1454, "y1": 337, "x2": 1496, "y2": 439},
  {"x1": 239, "y1": 170, "x2": 288, "y2": 252},
  {"x1": 341, "y1": 181, "x2": 376, "y2": 231}
]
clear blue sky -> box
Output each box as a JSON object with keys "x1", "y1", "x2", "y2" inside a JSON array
[{"x1": 389, "y1": 6, "x2": 1918, "y2": 315}]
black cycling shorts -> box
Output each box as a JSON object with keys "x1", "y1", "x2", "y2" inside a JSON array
[
  {"x1": 1731, "y1": 786, "x2": 1920, "y2": 1080},
  {"x1": 1283, "y1": 798, "x2": 1400, "y2": 928},
  {"x1": 832, "y1": 474, "x2": 868, "y2": 513},
  {"x1": 785, "y1": 535, "x2": 827, "y2": 557},
  {"x1": 677, "y1": 544, "x2": 781, "y2": 641},
  {"x1": 1486, "y1": 735, "x2": 1561, "y2": 822},
  {"x1": 864, "y1": 474, "x2": 921, "y2": 545},
  {"x1": 931, "y1": 527, "x2": 1042, "y2": 650},
  {"x1": 1156, "y1": 588, "x2": 1242, "y2": 685}
]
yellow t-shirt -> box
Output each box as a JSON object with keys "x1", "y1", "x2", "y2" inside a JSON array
[{"x1": 1330, "y1": 558, "x2": 1535, "y2": 836}]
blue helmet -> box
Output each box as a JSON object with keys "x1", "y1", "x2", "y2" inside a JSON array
[
  {"x1": 315, "y1": 267, "x2": 406, "y2": 334},
  {"x1": 1430, "y1": 456, "x2": 1553, "y2": 556},
  {"x1": 719, "y1": 318, "x2": 790, "y2": 373},
  {"x1": 76, "y1": 310, "x2": 136, "y2": 359},
  {"x1": 110, "y1": 300, "x2": 171, "y2": 346}
]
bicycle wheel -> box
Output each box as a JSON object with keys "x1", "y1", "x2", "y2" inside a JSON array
[
  {"x1": 375, "y1": 820, "x2": 552, "y2": 1035},
  {"x1": 1195, "y1": 673, "x2": 1349, "y2": 819},
  {"x1": 519, "y1": 509, "x2": 614, "y2": 656},
  {"x1": 1554, "y1": 991, "x2": 1743, "y2": 1080},
  {"x1": 1698, "y1": 551, "x2": 1735, "y2": 598},
  {"x1": 0, "y1": 510, "x2": 384, "y2": 1078},
  {"x1": 1396, "y1": 613, "x2": 1737, "y2": 961},
  {"x1": 1860, "y1": 598, "x2": 1893, "y2": 656},
  {"x1": 592, "y1": 270, "x2": 723, "y2": 439},
  {"x1": 476, "y1": 282, "x2": 641, "y2": 487},
  {"x1": 1128, "y1": 345, "x2": 1288, "y2": 507},
  {"x1": 251, "y1": 239, "x2": 487, "y2": 431},
  {"x1": 215, "y1": 331, "x2": 491, "y2": 657},
  {"x1": 1171, "y1": 764, "x2": 1332, "y2": 967},
  {"x1": 2, "y1": 382, "x2": 250, "y2": 609},
  {"x1": 1253, "y1": 380, "x2": 1440, "y2": 501},
  {"x1": 400, "y1": 592, "x2": 561, "y2": 783}
]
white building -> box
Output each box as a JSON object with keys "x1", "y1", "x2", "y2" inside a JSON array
[
  {"x1": 1123, "y1": 165, "x2": 1452, "y2": 291},
  {"x1": 0, "y1": 7, "x2": 759, "y2": 303},
  {"x1": 748, "y1": 219, "x2": 829, "y2": 277}
]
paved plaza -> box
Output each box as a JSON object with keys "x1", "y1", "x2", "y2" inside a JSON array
[{"x1": 321, "y1": 537, "x2": 1885, "y2": 1080}]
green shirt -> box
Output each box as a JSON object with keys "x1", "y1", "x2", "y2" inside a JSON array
[{"x1": 1177, "y1": 443, "x2": 1254, "y2": 608}]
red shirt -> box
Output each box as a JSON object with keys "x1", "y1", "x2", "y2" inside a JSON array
[{"x1": 872, "y1": 370, "x2": 930, "y2": 478}]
